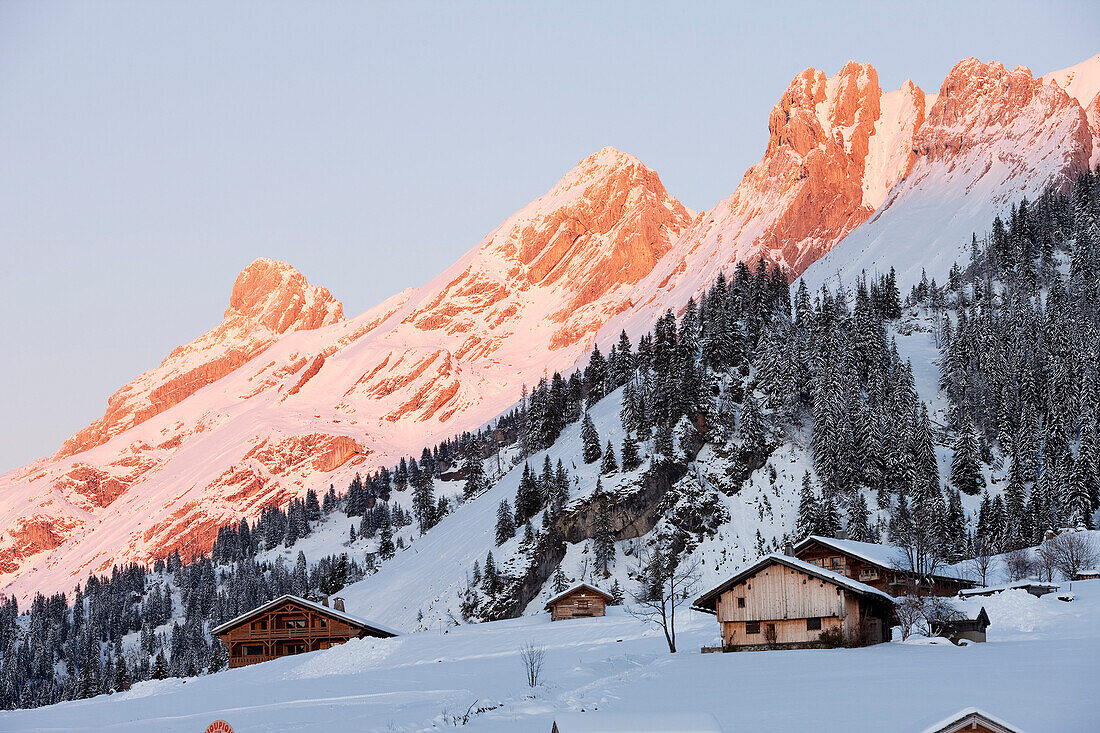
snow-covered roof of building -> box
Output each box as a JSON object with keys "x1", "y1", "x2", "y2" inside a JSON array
[
  {"x1": 794, "y1": 535, "x2": 969, "y2": 580},
  {"x1": 544, "y1": 582, "x2": 614, "y2": 609},
  {"x1": 958, "y1": 580, "x2": 1060, "y2": 597},
  {"x1": 693, "y1": 553, "x2": 896, "y2": 613},
  {"x1": 210, "y1": 594, "x2": 401, "y2": 637},
  {"x1": 920, "y1": 706, "x2": 1027, "y2": 733},
  {"x1": 551, "y1": 712, "x2": 724, "y2": 732},
  {"x1": 1075, "y1": 568, "x2": 1100, "y2": 576}
]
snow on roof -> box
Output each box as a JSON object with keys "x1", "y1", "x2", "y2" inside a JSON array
[
  {"x1": 694, "y1": 553, "x2": 896, "y2": 612},
  {"x1": 551, "y1": 712, "x2": 724, "y2": 732},
  {"x1": 545, "y1": 582, "x2": 614, "y2": 609},
  {"x1": 958, "y1": 580, "x2": 1060, "y2": 597},
  {"x1": 795, "y1": 536, "x2": 968, "y2": 580},
  {"x1": 919, "y1": 706, "x2": 1027, "y2": 733},
  {"x1": 210, "y1": 594, "x2": 401, "y2": 637},
  {"x1": 1076, "y1": 569, "x2": 1100, "y2": 575}
]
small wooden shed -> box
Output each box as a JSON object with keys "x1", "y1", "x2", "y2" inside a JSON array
[
  {"x1": 932, "y1": 606, "x2": 990, "y2": 644},
  {"x1": 1075, "y1": 568, "x2": 1100, "y2": 580},
  {"x1": 692, "y1": 553, "x2": 895, "y2": 650},
  {"x1": 545, "y1": 583, "x2": 613, "y2": 621}
]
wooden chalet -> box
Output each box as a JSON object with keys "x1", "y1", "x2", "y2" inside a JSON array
[
  {"x1": 1075, "y1": 568, "x2": 1100, "y2": 580},
  {"x1": 793, "y1": 535, "x2": 975, "y2": 597},
  {"x1": 692, "y1": 553, "x2": 895, "y2": 651},
  {"x1": 545, "y1": 583, "x2": 613, "y2": 621},
  {"x1": 212, "y1": 594, "x2": 398, "y2": 668},
  {"x1": 921, "y1": 707, "x2": 1025, "y2": 733}
]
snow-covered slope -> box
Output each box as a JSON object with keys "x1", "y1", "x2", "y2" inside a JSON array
[
  {"x1": 4, "y1": 52, "x2": 1099, "y2": 602},
  {"x1": 4, "y1": 577, "x2": 1096, "y2": 732}
]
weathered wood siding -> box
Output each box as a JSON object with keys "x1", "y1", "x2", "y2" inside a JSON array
[
  {"x1": 548, "y1": 590, "x2": 607, "y2": 621},
  {"x1": 716, "y1": 565, "x2": 846, "y2": 623}
]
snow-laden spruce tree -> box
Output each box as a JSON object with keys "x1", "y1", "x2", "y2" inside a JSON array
[{"x1": 581, "y1": 411, "x2": 602, "y2": 464}]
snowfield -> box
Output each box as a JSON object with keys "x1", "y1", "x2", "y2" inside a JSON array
[{"x1": 3, "y1": 581, "x2": 1097, "y2": 732}]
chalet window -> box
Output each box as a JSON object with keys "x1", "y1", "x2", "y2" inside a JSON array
[
  {"x1": 577, "y1": 600, "x2": 590, "y2": 609},
  {"x1": 807, "y1": 617, "x2": 822, "y2": 631},
  {"x1": 243, "y1": 645, "x2": 264, "y2": 656},
  {"x1": 745, "y1": 621, "x2": 760, "y2": 634},
  {"x1": 736, "y1": 597, "x2": 745, "y2": 608},
  {"x1": 829, "y1": 556, "x2": 843, "y2": 569}
]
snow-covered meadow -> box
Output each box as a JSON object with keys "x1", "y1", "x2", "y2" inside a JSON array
[{"x1": 3, "y1": 580, "x2": 1097, "y2": 732}]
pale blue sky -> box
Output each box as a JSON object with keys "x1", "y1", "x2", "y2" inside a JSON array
[{"x1": 2, "y1": 0, "x2": 1097, "y2": 471}]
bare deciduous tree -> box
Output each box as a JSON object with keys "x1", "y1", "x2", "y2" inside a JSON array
[
  {"x1": 627, "y1": 538, "x2": 701, "y2": 653},
  {"x1": 966, "y1": 548, "x2": 995, "y2": 587},
  {"x1": 1036, "y1": 539, "x2": 1060, "y2": 583},
  {"x1": 1048, "y1": 532, "x2": 1100, "y2": 581},
  {"x1": 1004, "y1": 548, "x2": 1037, "y2": 582},
  {"x1": 519, "y1": 642, "x2": 545, "y2": 688}
]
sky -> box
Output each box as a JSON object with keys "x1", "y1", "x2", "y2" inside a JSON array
[{"x1": 1, "y1": 0, "x2": 1098, "y2": 472}]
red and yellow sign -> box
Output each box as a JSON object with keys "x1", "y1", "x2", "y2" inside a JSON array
[{"x1": 204, "y1": 721, "x2": 234, "y2": 733}]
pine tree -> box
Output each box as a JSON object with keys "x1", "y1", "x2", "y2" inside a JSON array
[
  {"x1": 515, "y1": 463, "x2": 541, "y2": 524},
  {"x1": 739, "y1": 392, "x2": 766, "y2": 456},
  {"x1": 551, "y1": 567, "x2": 569, "y2": 593},
  {"x1": 483, "y1": 552, "x2": 501, "y2": 596},
  {"x1": 609, "y1": 579, "x2": 624, "y2": 605},
  {"x1": 951, "y1": 423, "x2": 985, "y2": 495},
  {"x1": 462, "y1": 439, "x2": 489, "y2": 500},
  {"x1": 600, "y1": 440, "x2": 618, "y2": 474},
  {"x1": 621, "y1": 433, "x2": 640, "y2": 471},
  {"x1": 581, "y1": 412, "x2": 602, "y2": 464},
  {"x1": 378, "y1": 521, "x2": 395, "y2": 560},
  {"x1": 846, "y1": 492, "x2": 873, "y2": 543},
  {"x1": 151, "y1": 650, "x2": 168, "y2": 680},
  {"x1": 592, "y1": 479, "x2": 615, "y2": 577},
  {"x1": 495, "y1": 499, "x2": 516, "y2": 545},
  {"x1": 795, "y1": 472, "x2": 819, "y2": 539}
]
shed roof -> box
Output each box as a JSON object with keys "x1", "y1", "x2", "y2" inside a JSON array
[
  {"x1": 545, "y1": 582, "x2": 614, "y2": 609},
  {"x1": 958, "y1": 580, "x2": 1060, "y2": 597},
  {"x1": 692, "y1": 553, "x2": 896, "y2": 614},
  {"x1": 551, "y1": 712, "x2": 723, "y2": 732},
  {"x1": 794, "y1": 535, "x2": 969, "y2": 581},
  {"x1": 210, "y1": 594, "x2": 400, "y2": 637},
  {"x1": 920, "y1": 706, "x2": 1026, "y2": 733}
]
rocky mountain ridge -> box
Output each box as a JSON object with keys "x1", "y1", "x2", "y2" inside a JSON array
[{"x1": 2, "y1": 52, "x2": 1098, "y2": 601}]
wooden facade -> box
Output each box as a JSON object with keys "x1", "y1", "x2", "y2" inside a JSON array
[
  {"x1": 545, "y1": 583, "x2": 613, "y2": 621},
  {"x1": 793, "y1": 536, "x2": 974, "y2": 597},
  {"x1": 212, "y1": 595, "x2": 397, "y2": 668},
  {"x1": 693, "y1": 554, "x2": 894, "y2": 651}
]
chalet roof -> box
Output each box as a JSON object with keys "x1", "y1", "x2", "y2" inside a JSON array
[
  {"x1": 692, "y1": 553, "x2": 896, "y2": 614},
  {"x1": 210, "y1": 594, "x2": 400, "y2": 637},
  {"x1": 920, "y1": 706, "x2": 1027, "y2": 733},
  {"x1": 551, "y1": 712, "x2": 723, "y2": 732},
  {"x1": 958, "y1": 580, "x2": 1060, "y2": 597},
  {"x1": 794, "y1": 535, "x2": 969, "y2": 581},
  {"x1": 544, "y1": 582, "x2": 614, "y2": 609}
]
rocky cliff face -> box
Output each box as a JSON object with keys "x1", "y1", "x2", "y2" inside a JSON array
[
  {"x1": 4, "y1": 53, "x2": 1098, "y2": 602},
  {"x1": 801, "y1": 56, "x2": 1097, "y2": 293}
]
